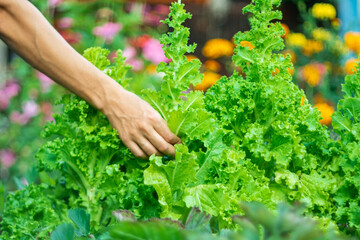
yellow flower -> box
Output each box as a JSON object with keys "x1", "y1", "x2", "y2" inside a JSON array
[
  {"x1": 205, "y1": 60, "x2": 221, "y2": 72},
  {"x1": 286, "y1": 33, "x2": 307, "y2": 48},
  {"x1": 302, "y1": 64, "x2": 322, "y2": 87},
  {"x1": 146, "y1": 64, "x2": 157, "y2": 75},
  {"x1": 202, "y1": 39, "x2": 234, "y2": 59},
  {"x1": 194, "y1": 72, "x2": 221, "y2": 91},
  {"x1": 303, "y1": 40, "x2": 324, "y2": 56},
  {"x1": 345, "y1": 58, "x2": 359, "y2": 75},
  {"x1": 312, "y1": 28, "x2": 331, "y2": 41},
  {"x1": 314, "y1": 103, "x2": 334, "y2": 125},
  {"x1": 312, "y1": 3, "x2": 336, "y2": 20}
]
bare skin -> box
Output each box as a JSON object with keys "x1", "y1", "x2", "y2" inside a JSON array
[{"x1": 0, "y1": 0, "x2": 180, "y2": 159}]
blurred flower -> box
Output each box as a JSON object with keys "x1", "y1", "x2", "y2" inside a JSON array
[
  {"x1": 331, "y1": 18, "x2": 341, "y2": 28},
  {"x1": 93, "y1": 22, "x2": 122, "y2": 43},
  {"x1": 205, "y1": 60, "x2": 221, "y2": 72},
  {"x1": 146, "y1": 64, "x2": 157, "y2": 75},
  {"x1": 123, "y1": 46, "x2": 137, "y2": 60},
  {"x1": 344, "y1": 32, "x2": 360, "y2": 54},
  {"x1": 300, "y1": 96, "x2": 305, "y2": 106},
  {"x1": 186, "y1": 55, "x2": 198, "y2": 62},
  {"x1": 142, "y1": 38, "x2": 169, "y2": 64},
  {"x1": 59, "y1": 30, "x2": 81, "y2": 45},
  {"x1": 303, "y1": 40, "x2": 324, "y2": 56},
  {"x1": 36, "y1": 71, "x2": 54, "y2": 92},
  {"x1": 129, "y1": 34, "x2": 151, "y2": 48},
  {"x1": 202, "y1": 39, "x2": 234, "y2": 59},
  {"x1": 283, "y1": 50, "x2": 296, "y2": 63},
  {"x1": 240, "y1": 41, "x2": 255, "y2": 50},
  {"x1": 281, "y1": 23, "x2": 290, "y2": 38},
  {"x1": 314, "y1": 102, "x2": 334, "y2": 125},
  {"x1": 0, "y1": 81, "x2": 20, "y2": 110},
  {"x1": 0, "y1": 149, "x2": 16, "y2": 169},
  {"x1": 312, "y1": 3, "x2": 336, "y2": 20},
  {"x1": 345, "y1": 58, "x2": 359, "y2": 75},
  {"x1": 96, "y1": 8, "x2": 114, "y2": 21},
  {"x1": 22, "y1": 101, "x2": 40, "y2": 119},
  {"x1": 301, "y1": 62, "x2": 327, "y2": 87},
  {"x1": 58, "y1": 17, "x2": 74, "y2": 29},
  {"x1": 41, "y1": 102, "x2": 55, "y2": 123},
  {"x1": 286, "y1": 33, "x2": 307, "y2": 48},
  {"x1": 48, "y1": 0, "x2": 62, "y2": 8},
  {"x1": 127, "y1": 59, "x2": 144, "y2": 71},
  {"x1": 10, "y1": 101, "x2": 39, "y2": 125},
  {"x1": 312, "y1": 28, "x2": 331, "y2": 41},
  {"x1": 194, "y1": 72, "x2": 221, "y2": 91}
]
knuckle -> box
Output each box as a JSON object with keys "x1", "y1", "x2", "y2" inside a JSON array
[{"x1": 158, "y1": 145, "x2": 170, "y2": 153}]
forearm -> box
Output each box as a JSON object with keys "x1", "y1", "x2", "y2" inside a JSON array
[{"x1": 0, "y1": 0, "x2": 119, "y2": 111}]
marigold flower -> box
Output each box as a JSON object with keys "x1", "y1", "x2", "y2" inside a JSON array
[
  {"x1": 301, "y1": 63, "x2": 327, "y2": 87},
  {"x1": 283, "y1": 50, "x2": 296, "y2": 63},
  {"x1": 186, "y1": 55, "x2": 198, "y2": 62},
  {"x1": 344, "y1": 32, "x2": 360, "y2": 54},
  {"x1": 312, "y1": 3, "x2": 336, "y2": 20},
  {"x1": 240, "y1": 41, "x2": 255, "y2": 50},
  {"x1": 314, "y1": 102, "x2": 334, "y2": 125},
  {"x1": 300, "y1": 96, "x2": 305, "y2": 106},
  {"x1": 205, "y1": 60, "x2": 221, "y2": 72},
  {"x1": 281, "y1": 23, "x2": 290, "y2": 38},
  {"x1": 194, "y1": 72, "x2": 221, "y2": 91},
  {"x1": 202, "y1": 39, "x2": 234, "y2": 59},
  {"x1": 312, "y1": 28, "x2": 331, "y2": 41},
  {"x1": 303, "y1": 40, "x2": 324, "y2": 56},
  {"x1": 286, "y1": 33, "x2": 307, "y2": 48},
  {"x1": 313, "y1": 93, "x2": 326, "y2": 104},
  {"x1": 345, "y1": 58, "x2": 359, "y2": 75}
]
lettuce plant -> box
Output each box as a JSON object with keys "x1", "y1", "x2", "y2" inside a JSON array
[{"x1": 2, "y1": 0, "x2": 360, "y2": 239}]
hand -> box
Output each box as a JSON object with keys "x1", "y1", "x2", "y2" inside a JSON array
[{"x1": 102, "y1": 83, "x2": 181, "y2": 159}]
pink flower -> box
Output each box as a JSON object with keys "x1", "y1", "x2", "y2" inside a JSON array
[
  {"x1": 0, "y1": 149, "x2": 16, "y2": 169},
  {"x1": 10, "y1": 101, "x2": 39, "y2": 125},
  {"x1": 0, "y1": 90, "x2": 10, "y2": 110},
  {"x1": 48, "y1": 0, "x2": 63, "y2": 7},
  {"x1": 4, "y1": 82, "x2": 20, "y2": 98},
  {"x1": 41, "y1": 102, "x2": 55, "y2": 123},
  {"x1": 93, "y1": 22, "x2": 122, "y2": 43},
  {"x1": 123, "y1": 46, "x2": 137, "y2": 60},
  {"x1": 36, "y1": 72, "x2": 54, "y2": 92},
  {"x1": 0, "y1": 81, "x2": 20, "y2": 110},
  {"x1": 10, "y1": 111, "x2": 29, "y2": 125},
  {"x1": 22, "y1": 101, "x2": 40, "y2": 119},
  {"x1": 127, "y1": 58, "x2": 144, "y2": 71},
  {"x1": 58, "y1": 17, "x2": 74, "y2": 29},
  {"x1": 142, "y1": 38, "x2": 169, "y2": 64}
]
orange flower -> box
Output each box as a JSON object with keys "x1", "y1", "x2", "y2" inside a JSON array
[
  {"x1": 345, "y1": 58, "x2": 359, "y2": 75},
  {"x1": 303, "y1": 40, "x2": 324, "y2": 56},
  {"x1": 300, "y1": 96, "x2": 305, "y2": 106},
  {"x1": 283, "y1": 50, "x2": 296, "y2": 63},
  {"x1": 205, "y1": 60, "x2": 221, "y2": 72},
  {"x1": 202, "y1": 39, "x2": 234, "y2": 59},
  {"x1": 314, "y1": 103, "x2": 334, "y2": 125},
  {"x1": 302, "y1": 63, "x2": 327, "y2": 87},
  {"x1": 287, "y1": 67, "x2": 294, "y2": 75},
  {"x1": 240, "y1": 41, "x2": 255, "y2": 50},
  {"x1": 344, "y1": 32, "x2": 360, "y2": 53},
  {"x1": 313, "y1": 93, "x2": 326, "y2": 104},
  {"x1": 281, "y1": 23, "x2": 290, "y2": 38},
  {"x1": 186, "y1": 55, "x2": 198, "y2": 62},
  {"x1": 194, "y1": 72, "x2": 221, "y2": 91}
]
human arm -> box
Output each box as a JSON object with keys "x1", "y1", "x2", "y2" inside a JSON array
[{"x1": 0, "y1": 0, "x2": 180, "y2": 158}]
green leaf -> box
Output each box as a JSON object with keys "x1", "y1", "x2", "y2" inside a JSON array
[
  {"x1": 51, "y1": 224, "x2": 75, "y2": 240},
  {"x1": 68, "y1": 209, "x2": 90, "y2": 236}
]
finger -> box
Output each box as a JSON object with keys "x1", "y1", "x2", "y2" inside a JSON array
[
  {"x1": 123, "y1": 140, "x2": 147, "y2": 159},
  {"x1": 135, "y1": 137, "x2": 162, "y2": 157},
  {"x1": 154, "y1": 119, "x2": 181, "y2": 145},
  {"x1": 144, "y1": 128, "x2": 176, "y2": 156}
]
